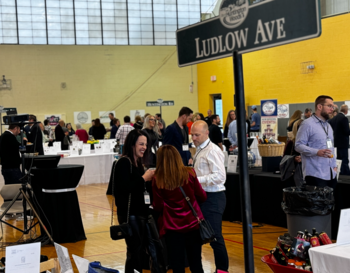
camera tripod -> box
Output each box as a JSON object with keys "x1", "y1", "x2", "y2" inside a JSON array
[{"x1": 0, "y1": 123, "x2": 54, "y2": 245}]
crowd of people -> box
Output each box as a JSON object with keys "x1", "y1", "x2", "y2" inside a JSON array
[{"x1": 0, "y1": 96, "x2": 348, "y2": 272}]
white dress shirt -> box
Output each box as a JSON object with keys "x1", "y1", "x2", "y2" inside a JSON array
[{"x1": 193, "y1": 138, "x2": 226, "y2": 192}]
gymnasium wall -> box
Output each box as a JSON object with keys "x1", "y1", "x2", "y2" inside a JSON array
[
  {"x1": 197, "y1": 13, "x2": 350, "y2": 124},
  {"x1": 0, "y1": 45, "x2": 198, "y2": 131}
]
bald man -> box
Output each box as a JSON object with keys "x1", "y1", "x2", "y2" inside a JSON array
[{"x1": 191, "y1": 121, "x2": 229, "y2": 271}]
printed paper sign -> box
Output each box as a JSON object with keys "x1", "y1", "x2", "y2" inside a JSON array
[
  {"x1": 5, "y1": 242, "x2": 41, "y2": 273},
  {"x1": 130, "y1": 110, "x2": 145, "y2": 122},
  {"x1": 54, "y1": 243, "x2": 73, "y2": 273},
  {"x1": 44, "y1": 114, "x2": 62, "y2": 126},
  {"x1": 227, "y1": 155, "x2": 238, "y2": 173},
  {"x1": 278, "y1": 104, "x2": 289, "y2": 118},
  {"x1": 74, "y1": 111, "x2": 91, "y2": 125},
  {"x1": 99, "y1": 111, "x2": 115, "y2": 123},
  {"x1": 261, "y1": 99, "x2": 278, "y2": 117},
  {"x1": 261, "y1": 117, "x2": 278, "y2": 139}
]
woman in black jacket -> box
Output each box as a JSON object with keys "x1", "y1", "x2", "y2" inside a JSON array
[
  {"x1": 113, "y1": 130, "x2": 163, "y2": 273},
  {"x1": 91, "y1": 118, "x2": 106, "y2": 140}
]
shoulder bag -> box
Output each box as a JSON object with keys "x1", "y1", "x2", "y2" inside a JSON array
[
  {"x1": 179, "y1": 186, "x2": 216, "y2": 244},
  {"x1": 110, "y1": 157, "x2": 133, "y2": 240}
]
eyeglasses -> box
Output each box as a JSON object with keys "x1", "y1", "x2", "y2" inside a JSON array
[
  {"x1": 149, "y1": 119, "x2": 156, "y2": 121},
  {"x1": 322, "y1": 104, "x2": 335, "y2": 110}
]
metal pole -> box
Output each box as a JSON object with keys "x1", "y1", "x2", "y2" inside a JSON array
[
  {"x1": 160, "y1": 105, "x2": 162, "y2": 119},
  {"x1": 233, "y1": 50, "x2": 255, "y2": 273}
]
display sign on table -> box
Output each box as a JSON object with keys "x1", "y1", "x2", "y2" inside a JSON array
[
  {"x1": 72, "y1": 141, "x2": 83, "y2": 149},
  {"x1": 99, "y1": 111, "x2": 115, "y2": 123},
  {"x1": 277, "y1": 104, "x2": 289, "y2": 118},
  {"x1": 71, "y1": 146, "x2": 79, "y2": 156},
  {"x1": 227, "y1": 155, "x2": 238, "y2": 173},
  {"x1": 82, "y1": 144, "x2": 91, "y2": 155},
  {"x1": 45, "y1": 114, "x2": 62, "y2": 126},
  {"x1": 130, "y1": 110, "x2": 145, "y2": 121},
  {"x1": 336, "y1": 159, "x2": 342, "y2": 180},
  {"x1": 337, "y1": 208, "x2": 350, "y2": 245},
  {"x1": 74, "y1": 111, "x2": 91, "y2": 125},
  {"x1": 94, "y1": 143, "x2": 102, "y2": 154},
  {"x1": 176, "y1": 0, "x2": 321, "y2": 67},
  {"x1": 53, "y1": 142, "x2": 61, "y2": 152},
  {"x1": 6, "y1": 242, "x2": 41, "y2": 273},
  {"x1": 54, "y1": 243, "x2": 74, "y2": 273}
]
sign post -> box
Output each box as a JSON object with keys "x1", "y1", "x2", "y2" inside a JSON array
[
  {"x1": 176, "y1": 1, "x2": 321, "y2": 272},
  {"x1": 157, "y1": 99, "x2": 164, "y2": 118}
]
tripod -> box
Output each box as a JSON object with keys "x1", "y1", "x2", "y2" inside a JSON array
[{"x1": 0, "y1": 123, "x2": 54, "y2": 244}]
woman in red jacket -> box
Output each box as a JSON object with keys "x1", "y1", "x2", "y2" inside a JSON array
[{"x1": 152, "y1": 145, "x2": 207, "y2": 273}]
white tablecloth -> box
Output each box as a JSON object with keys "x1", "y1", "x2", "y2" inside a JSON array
[
  {"x1": 59, "y1": 152, "x2": 116, "y2": 185},
  {"x1": 309, "y1": 244, "x2": 350, "y2": 273}
]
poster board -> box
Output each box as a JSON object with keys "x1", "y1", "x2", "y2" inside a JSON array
[{"x1": 74, "y1": 111, "x2": 91, "y2": 125}]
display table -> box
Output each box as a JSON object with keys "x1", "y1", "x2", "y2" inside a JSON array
[
  {"x1": 223, "y1": 168, "x2": 350, "y2": 239},
  {"x1": 30, "y1": 164, "x2": 86, "y2": 243},
  {"x1": 309, "y1": 244, "x2": 350, "y2": 273},
  {"x1": 59, "y1": 152, "x2": 116, "y2": 185}
]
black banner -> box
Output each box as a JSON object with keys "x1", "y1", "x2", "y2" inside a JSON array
[{"x1": 176, "y1": 0, "x2": 321, "y2": 67}]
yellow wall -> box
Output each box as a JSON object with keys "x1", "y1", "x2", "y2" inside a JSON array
[
  {"x1": 197, "y1": 13, "x2": 350, "y2": 123},
  {"x1": 0, "y1": 45, "x2": 198, "y2": 131}
]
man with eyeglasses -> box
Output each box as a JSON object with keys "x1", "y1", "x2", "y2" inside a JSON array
[{"x1": 295, "y1": 95, "x2": 338, "y2": 189}]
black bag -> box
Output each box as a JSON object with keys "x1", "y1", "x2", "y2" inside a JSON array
[
  {"x1": 280, "y1": 155, "x2": 296, "y2": 181},
  {"x1": 179, "y1": 186, "x2": 216, "y2": 244},
  {"x1": 110, "y1": 157, "x2": 133, "y2": 240}
]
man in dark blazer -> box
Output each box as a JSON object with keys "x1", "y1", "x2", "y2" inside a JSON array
[
  {"x1": 0, "y1": 124, "x2": 23, "y2": 184},
  {"x1": 329, "y1": 104, "x2": 350, "y2": 175},
  {"x1": 163, "y1": 107, "x2": 193, "y2": 166},
  {"x1": 27, "y1": 115, "x2": 44, "y2": 155},
  {"x1": 55, "y1": 120, "x2": 69, "y2": 150}
]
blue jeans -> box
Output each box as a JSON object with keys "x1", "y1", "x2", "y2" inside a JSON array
[
  {"x1": 1, "y1": 168, "x2": 22, "y2": 185},
  {"x1": 200, "y1": 191, "x2": 229, "y2": 271}
]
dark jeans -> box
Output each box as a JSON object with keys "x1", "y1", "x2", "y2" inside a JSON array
[
  {"x1": 165, "y1": 229, "x2": 203, "y2": 273},
  {"x1": 200, "y1": 191, "x2": 229, "y2": 271},
  {"x1": 337, "y1": 148, "x2": 350, "y2": 175},
  {"x1": 250, "y1": 129, "x2": 260, "y2": 132},
  {"x1": 305, "y1": 168, "x2": 337, "y2": 190},
  {"x1": 1, "y1": 168, "x2": 22, "y2": 185}
]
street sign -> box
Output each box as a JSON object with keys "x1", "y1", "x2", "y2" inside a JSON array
[
  {"x1": 146, "y1": 101, "x2": 175, "y2": 107},
  {"x1": 176, "y1": 0, "x2": 321, "y2": 67}
]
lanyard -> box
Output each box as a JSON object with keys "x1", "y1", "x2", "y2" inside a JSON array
[
  {"x1": 313, "y1": 114, "x2": 329, "y2": 137},
  {"x1": 193, "y1": 140, "x2": 211, "y2": 165}
]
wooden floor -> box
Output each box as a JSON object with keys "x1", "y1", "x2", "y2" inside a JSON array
[{"x1": 0, "y1": 183, "x2": 287, "y2": 272}]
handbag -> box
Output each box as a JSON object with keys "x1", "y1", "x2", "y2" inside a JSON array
[
  {"x1": 280, "y1": 155, "x2": 296, "y2": 181},
  {"x1": 110, "y1": 157, "x2": 133, "y2": 240},
  {"x1": 88, "y1": 261, "x2": 119, "y2": 273},
  {"x1": 179, "y1": 186, "x2": 216, "y2": 244}
]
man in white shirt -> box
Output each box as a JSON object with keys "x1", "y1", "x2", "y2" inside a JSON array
[
  {"x1": 191, "y1": 120, "x2": 229, "y2": 272},
  {"x1": 115, "y1": 116, "x2": 134, "y2": 145}
]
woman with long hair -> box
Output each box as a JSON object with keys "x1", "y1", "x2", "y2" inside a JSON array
[
  {"x1": 287, "y1": 110, "x2": 302, "y2": 132},
  {"x1": 152, "y1": 145, "x2": 207, "y2": 273},
  {"x1": 224, "y1": 110, "x2": 235, "y2": 151},
  {"x1": 66, "y1": 123, "x2": 75, "y2": 136},
  {"x1": 113, "y1": 129, "x2": 163, "y2": 273},
  {"x1": 91, "y1": 118, "x2": 106, "y2": 140},
  {"x1": 142, "y1": 115, "x2": 164, "y2": 167},
  {"x1": 196, "y1": 113, "x2": 205, "y2": 121}
]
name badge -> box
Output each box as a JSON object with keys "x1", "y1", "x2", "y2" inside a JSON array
[
  {"x1": 326, "y1": 138, "x2": 333, "y2": 149},
  {"x1": 144, "y1": 191, "x2": 150, "y2": 204},
  {"x1": 182, "y1": 144, "x2": 189, "y2": 151}
]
